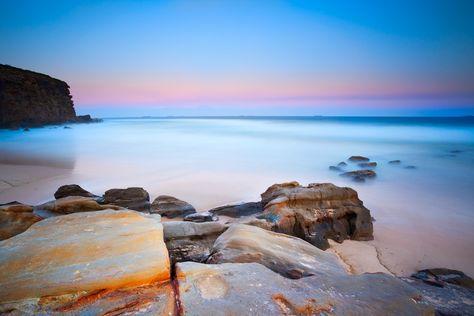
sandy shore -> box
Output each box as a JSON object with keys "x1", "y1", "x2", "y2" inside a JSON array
[{"x1": 1, "y1": 161, "x2": 473, "y2": 278}]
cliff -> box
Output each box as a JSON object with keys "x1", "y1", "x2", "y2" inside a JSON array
[{"x1": 0, "y1": 64, "x2": 96, "y2": 128}]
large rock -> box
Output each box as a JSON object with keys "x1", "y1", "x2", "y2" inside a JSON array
[
  {"x1": 34, "y1": 196, "x2": 121, "y2": 216},
  {"x1": 103, "y1": 187, "x2": 150, "y2": 211},
  {"x1": 151, "y1": 195, "x2": 196, "y2": 218},
  {"x1": 0, "y1": 64, "x2": 95, "y2": 128},
  {"x1": 259, "y1": 182, "x2": 373, "y2": 249},
  {"x1": 207, "y1": 224, "x2": 346, "y2": 279},
  {"x1": 176, "y1": 262, "x2": 434, "y2": 315},
  {"x1": 0, "y1": 202, "x2": 42, "y2": 240},
  {"x1": 208, "y1": 202, "x2": 263, "y2": 218},
  {"x1": 163, "y1": 221, "x2": 226, "y2": 264},
  {"x1": 0, "y1": 210, "x2": 171, "y2": 313},
  {"x1": 54, "y1": 184, "x2": 98, "y2": 199}
]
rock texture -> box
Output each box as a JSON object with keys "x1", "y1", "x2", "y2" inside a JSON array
[
  {"x1": 163, "y1": 221, "x2": 226, "y2": 264},
  {"x1": 207, "y1": 224, "x2": 346, "y2": 279},
  {"x1": 208, "y1": 202, "x2": 262, "y2": 218},
  {"x1": 151, "y1": 195, "x2": 196, "y2": 218},
  {"x1": 103, "y1": 187, "x2": 150, "y2": 211},
  {"x1": 259, "y1": 182, "x2": 373, "y2": 249},
  {"x1": 0, "y1": 210, "x2": 170, "y2": 305},
  {"x1": 0, "y1": 202, "x2": 42, "y2": 240},
  {"x1": 0, "y1": 64, "x2": 96, "y2": 128},
  {"x1": 34, "y1": 196, "x2": 121, "y2": 216},
  {"x1": 176, "y1": 262, "x2": 434, "y2": 315},
  {"x1": 54, "y1": 184, "x2": 98, "y2": 200}
]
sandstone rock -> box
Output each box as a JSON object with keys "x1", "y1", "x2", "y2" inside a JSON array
[
  {"x1": 412, "y1": 268, "x2": 474, "y2": 289},
  {"x1": 0, "y1": 210, "x2": 170, "y2": 305},
  {"x1": 54, "y1": 184, "x2": 98, "y2": 199},
  {"x1": 176, "y1": 262, "x2": 434, "y2": 315},
  {"x1": 103, "y1": 187, "x2": 150, "y2": 211},
  {"x1": 208, "y1": 202, "x2": 262, "y2": 218},
  {"x1": 184, "y1": 211, "x2": 218, "y2": 222},
  {"x1": 0, "y1": 202, "x2": 42, "y2": 240},
  {"x1": 0, "y1": 64, "x2": 95, "y2": 128},
  {"x1": 348, "y1": 155, "x2": 370, "y2": 162},
  {"x1": 207, "y1": 224, "x2": 346, "y2": 279},
  {"x1": 358, "y1": 161, "x2": 377, "y2": 168},
  {"x1": 34, "y1": 196, "x2": 121, "y2": 215},
  {"x1": 163, "y1": 221, "x2": 226, "y2": 264},
  {"x1": 259, "y1": 182, "x2": 373, "y2": 249},
  {"x1": 340, "y1": 169, "x2": 376, "y2": 182},
  {"x1": 151, "y1": 195, "x2": 196, "y2": 218}
]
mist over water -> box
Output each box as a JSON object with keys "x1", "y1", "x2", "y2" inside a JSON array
[{"x1": 1, "y1": 116, "x2": 474, "y2": 274}]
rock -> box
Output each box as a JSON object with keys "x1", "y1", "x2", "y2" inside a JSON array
[
  {"x1": 184, "y1": 211, "x2": 218, "y2": 222},
  {"x1": 0, "y1": 202, "x2": 42, "y2": 240},
  {"x1": 207, "y1": 224, "x2": 346, "y2": 279},
  {"x1": 389, "y1": 160, "x2": 401, "y2": 164},
  {"x1": 405, "y1": 165, "x2": 417, "y2": 169},
  {"x1": 348, "y1": 155, "x2": 370, "y2": 162},
  {"x1": 259, "y1": 182, "x2": 373, "y2": 249},
  {"x1": 0, "y1": 210, "x2": 170, "y2": 304},
  {"x1": 0, "y1": 64, "x2": 96, "y2": 128},
  {"x1": 23, "y1": 127, "x2": 30, "y2": 131},
  {"x1": 411, "y1": 268, "x2": 474, "y2": 289},
  {"x1": 208, "y1": 202, "x2": 262, "y2": 218},
  {"x1": 103, "y1": 187, "x2": 150, "y2": 211},
  {"x1": 340, "y1": 169, "x2": 376, "y2": 182},
  {"x1": 54, "y1": 184, "x2": 98, "y2": 199},
  {"x1": 329, "y1": 165, "x2": 342, "y2": 171},
  {"x1": 337, "y1": 161, "x2": 347, "y2": 167},
  {"x1": 176, "y1": 262, "x2": 434, "y2": 315},
  {"x1": 163, "y1": 221, "x2": 226, "y2": 264},
  {"x1": 151, "y1": 195, "x2": 196, "y2": 218},
  {"x1": 34, "y1": 196, "x2": 122, "y2": 215},
  {"x1": 358, "y1": 161, "x2": 377, "y2": 168}
]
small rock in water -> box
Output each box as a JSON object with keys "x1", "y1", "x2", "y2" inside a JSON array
[
  {"x1": 23, "y1": 127, "x2": 30, "y2": 132},
  {"x1": 358, "y1": 162, "x2": 377, "y2": 168},
  {"x1": 103, "y1": 187, "x2": 151, "y2": 211},
  {"x1": 337, "y1": 161, "x2": 347, "y2": 167},
  {"x1": 405, "y1": 165, "x2": 417, "y2": 169},
  {"x1": 348, "y1": 155, "x2": 370, "y2": 162},
  {"x1": 151, "y1": 195, "x2": 196, "y2": 218},
  {"x1": 64, "y1": 126, "x2": 71, "y2": 129},
  {"x1": 184, "y1": 211, "x2": 218, "y2": 223},
  {"x1": 340, "y1": 169, "x2": 376, "y2": 181},
  {"x1": 329, "y1": 165, "x2": 342, "y2": 171},
  {"x1": 388, "y1": 160, "x2": 401, "y2": 164}
]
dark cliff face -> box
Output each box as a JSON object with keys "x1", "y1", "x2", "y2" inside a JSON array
[{"x1": 0, "y1": 64, "x2": 81, "y2": 128}]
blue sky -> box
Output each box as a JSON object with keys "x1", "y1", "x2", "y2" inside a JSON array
[{"x1": 1, "y1": 0, "x2": 473, "y2": 116}]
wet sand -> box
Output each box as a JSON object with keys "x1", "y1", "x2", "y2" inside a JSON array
[{"x1": 1, "y1": 161, "x2": 473, "y2": 278}]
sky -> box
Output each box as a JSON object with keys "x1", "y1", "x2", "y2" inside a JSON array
[{"x1": 1, "y1": 0, "x2": 474, "y2": 116}]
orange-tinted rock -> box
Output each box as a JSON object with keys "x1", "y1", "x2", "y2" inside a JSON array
[
  {"x1": 0, "y1": 210, "x2": 170, "y2": 303},
  {"x1": 0, "y1": 202, "x2": 42, "y2": 240},
  {"x1": 34, "y1": 196, "x2": 122, "y2": 215},
  {"x1": 260, "y1": 182, "x2": 373, "y2": 249}
]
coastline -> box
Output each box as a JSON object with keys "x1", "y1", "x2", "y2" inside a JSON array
[{"x1": 1, "y1": 160, "x2": 473, "y2": 278}]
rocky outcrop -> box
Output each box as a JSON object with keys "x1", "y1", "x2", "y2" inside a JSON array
[
  {"x1": 0, "y1": 210, "x2": 172, "y2": 314},
  {"x1": 54, "y1": 184, "x2": 98, "y2": 199},
  {"x1": 208, "y1": 202, "x2": 262, "y2": 218},
  {"x1": 259, "y1": 182, "x2": 373, "y2": 249},
  {"x1": 34, "y1": 196, "x2": 122, "y2": 216},
  {"x1": 176, "y1": 262, "x2": 434, "y2": 315},
  {"x1": 0, "y1": 202, "x2": 42, "y2": 240},
  {"x1": 151, "y1": 195, "x2": 196, "y2": 218},
  {"x1": 207, "y1": 224, "x2": 346, "y2": 279},
  {"x1": 163, "y1": 221, "x2": 226, "y2": 264},
  {"x1": 103, "y1": 187, "x2": 150, "y2": 211},
  {"x1": 0, "y1": 64, "x2": 97, "y2": 128}
]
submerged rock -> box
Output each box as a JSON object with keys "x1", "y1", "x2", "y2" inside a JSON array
[
  {"x1": 358, "y1": 161, "x2": 377, "y2": 168},
  {"x1": 348, "y1": 155, "x2": 370, "y2": 162},
  {"x1": 389, "y1": 160, "x2": 401, "y2": 164},
  {"x1": 412, "y1": 268, "x2": 474, "y2": 289},
  {"x1": 338, "y1": 161, "x2": 347, "y2": 167},
  {"x1": 151, "y1": 195, "x2": 196, "y2": 218},
  {"x1": 259, "y1": 182, "x2": 373, "y2": 249},
  {"x1": 405, "y1": 165, "x2": 417, "y2": 169},
  {"x1": 103, "y1": 187, "x2": 150, "y2": 211},
  {"x1": 207, "y1": 224, "x2": 346, "y2": 279},
  {"x1": 176, "y1": 262, "x2": 433, "y2": 315},
  {"x1": 208, "y1": 202, "x2": 262, "y2": 218},
  {"x1": 54, "y1": 184, "x2": 98, "y2": 199},
  {"x1": 0, "y1": 202, "x2": 42, "y2": 240},
  {"x1": 340, "y1": 169, "x2": 376, "y2": 182},
  {"x1": 163, "y1": 221, "x2": 226, "y2": 264},
  {"x1": 0, "y1": 210, "x2": 170, "y2": 306},
  {"x1": 329, "y1": 165, "x2": 342, "y2": 171},
  {"x1": 184, "y1": 211, "x2": 218, "y2": 222},
  {"x1": 34, "y1": 196, "x2": 121, "y2": 215}
]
